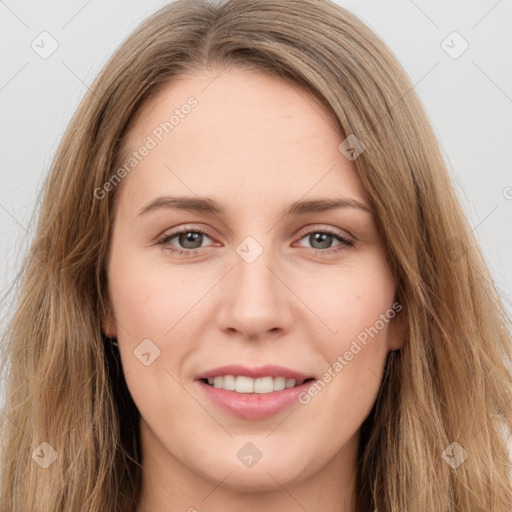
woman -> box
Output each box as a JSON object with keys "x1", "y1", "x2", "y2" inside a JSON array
[{"x1": 1, "y1": 0, "x2": 511, "y2": 510}]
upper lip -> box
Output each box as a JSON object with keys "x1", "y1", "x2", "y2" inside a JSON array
[{"x1": 195, "y1": 364, "x2": 315, "y2": 381}]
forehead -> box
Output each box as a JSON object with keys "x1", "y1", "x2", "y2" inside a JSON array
[{"x1": 117, "y1": 67, "x2": 368, "y2": 214}]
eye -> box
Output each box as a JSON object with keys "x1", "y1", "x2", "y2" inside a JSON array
[
  {"x1": 295, "y1": 228, "x2": 354, "y2": 254},
  {"x1": 158, "y1": 227, "x2": 214, "y2": 256},
  {"x1": 157, "y1": 226, "x2": 354, "y2": 257}
]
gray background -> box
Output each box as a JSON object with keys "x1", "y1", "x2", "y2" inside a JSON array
[{"x1": 1, "y1": 1, "x2": 511, "y2": 367}]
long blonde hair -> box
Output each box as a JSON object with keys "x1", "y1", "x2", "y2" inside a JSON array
[{"x1": 1, "y1": 0, "x2": 511, "y2": 510}]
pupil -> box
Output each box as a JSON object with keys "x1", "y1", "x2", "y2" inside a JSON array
[
  {"x1": 312, "y1": 233, "x2": 331, "y2": 249},
  {"x1": 180, "y1": 232, "x2": 202, "y2": 249}
]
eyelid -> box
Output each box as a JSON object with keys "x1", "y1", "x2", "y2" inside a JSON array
[
  {"x1": 294, "y1": 224, "x2": 354, "y2": 242},
  {"x1": 159, "y1": 224, "x2": 215, "y2": 240}
]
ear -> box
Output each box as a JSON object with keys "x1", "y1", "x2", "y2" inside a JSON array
[
  {"x1": 387, "y1": 303, "x2": 407, "y2": 351},
  {"x1": 101, "y1": 292, "x2": 118, "y2": 339}
]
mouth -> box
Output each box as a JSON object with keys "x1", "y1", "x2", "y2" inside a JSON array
[
  {"x1": 195, "y1": 375, "x2": 317, "y2": 420},
  {"x1": 199, "y1": 376, "x2": 316, "y2": 394},
  {"x1": 194, "y1": 364, "x2": 317, "y2": 419}
]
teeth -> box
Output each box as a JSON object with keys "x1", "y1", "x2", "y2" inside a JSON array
[{"x1": 205, "y1": 375, "x2": 306, "y2": 393}]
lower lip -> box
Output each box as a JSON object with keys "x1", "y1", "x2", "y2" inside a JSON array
[{"x1": 196, "y1": 379, "x2": 315, "y2": 420}]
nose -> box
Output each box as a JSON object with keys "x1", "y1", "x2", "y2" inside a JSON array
[{"x1": 216, "y1": 245, "x2": 295, "y2": 342}]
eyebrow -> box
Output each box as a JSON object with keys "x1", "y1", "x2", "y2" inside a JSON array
[{"x1": 136, "y1": 195, "x2": 373, "y2": 218}]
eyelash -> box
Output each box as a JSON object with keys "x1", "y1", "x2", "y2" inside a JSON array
[{"x1": 158, "y1": 226, "x2": 354, "y2": 257}]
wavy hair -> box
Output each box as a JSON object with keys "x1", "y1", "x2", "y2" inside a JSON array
[{"x1": 1, "y1": 0, "x2": 511, "y2": 510}]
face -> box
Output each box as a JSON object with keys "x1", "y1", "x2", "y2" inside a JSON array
[{"x1": 104, "y1": 67, "x2": 404, "y2": 501}]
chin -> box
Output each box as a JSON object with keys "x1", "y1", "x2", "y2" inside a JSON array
[{"x1": 193, "y1": 449, "x2": 313, "y2": 493}]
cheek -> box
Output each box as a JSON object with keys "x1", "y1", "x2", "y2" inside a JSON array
[
  {"x1": 304, "y1": 249, "x2": 396, "y2": 346},
  {"x1": 107, "y1": 251, "x2": 196, "y2": 424},
  {"x1": 106, "y1": 247, "x2": 210, "y2": 381},
  {"x1": 303, "y1": 251, "x2": 395, "y2": 404},
  {"x1": 107, "y1": 246, "x2": 190, "y2": 335}
]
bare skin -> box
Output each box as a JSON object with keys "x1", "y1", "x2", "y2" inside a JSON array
[{"x1": 103, "y1": 66, "x2": 405, "y2": 512}]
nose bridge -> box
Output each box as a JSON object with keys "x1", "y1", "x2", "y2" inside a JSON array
[{"x1": 217, "y1": 234, "x2": 293, "y2": 338}]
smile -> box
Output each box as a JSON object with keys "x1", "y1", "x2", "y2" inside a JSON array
[{"x1": 202, "y1": 375, "x2": 315, "y2": 393}]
